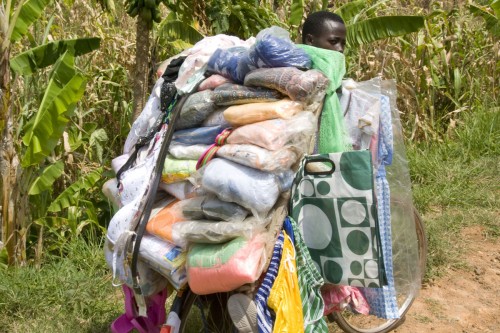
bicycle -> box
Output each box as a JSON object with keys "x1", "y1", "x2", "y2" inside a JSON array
[{"x1": 169, "y1": 203, "x2": 427, "y2": 333}]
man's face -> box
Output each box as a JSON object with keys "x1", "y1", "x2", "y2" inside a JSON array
[{"x1": 306, "y1": 20, "x2": 346, "y2": 53}]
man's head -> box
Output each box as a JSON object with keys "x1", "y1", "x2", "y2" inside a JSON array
[{"x1": 302, "y1": 11, "x2": 346, "y2": 53}]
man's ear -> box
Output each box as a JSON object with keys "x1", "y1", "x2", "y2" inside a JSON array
[{"x1": 304, "y1": 34, "x2": 314, "y2": 45}]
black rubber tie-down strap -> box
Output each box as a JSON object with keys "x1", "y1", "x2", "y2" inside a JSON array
[{"x1": 129, "y1": 93, "x2": 188, "y2": 294}]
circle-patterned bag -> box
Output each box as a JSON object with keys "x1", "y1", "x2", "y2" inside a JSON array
[{"x1": 290, "y1": 150, "x2": 387, "y2": 288}]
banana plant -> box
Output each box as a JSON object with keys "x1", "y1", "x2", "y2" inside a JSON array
[
  {"x1": 0, "y1": 0, "x2": 100, "y2": 265},
  {"x1": 468, "y1": 0, "x2": 500, "y2": 37},
  {"x1": 333, "y1": 1, "x2": 425, "y2": 48}
]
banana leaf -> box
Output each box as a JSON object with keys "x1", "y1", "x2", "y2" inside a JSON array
[
  {"x1": 21, "y1": 52, "x2": 87, "y2": 167},
  {"x1": 48, "y1": 168, "x2": 103, "y2": 212},
  {"x1": 469, "y1": 4, "x2": 500, "y2": 37},
  {"x1": 10, "y1": 37, "x2": 101, "y2": 75},
  {"x1": 347, "y1": 16, "x2": 424, "y2": 48},
  {"x1": 28, "y1": 161, "x2": 64, "y2": 195},
  {"x1": 11, "y1": 0, "x2": 52, "y2": 42}
]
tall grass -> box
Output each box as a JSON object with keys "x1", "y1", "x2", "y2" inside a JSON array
[
  {"x1": 408, "y1": 106, "x2": 499, "y2": 279},
  {"x1": 0, "y1": 236, "x2": 122, "y2": 333}
]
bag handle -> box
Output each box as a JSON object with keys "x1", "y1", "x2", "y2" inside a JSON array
[{"x1": 303, "y1": 156, "x2": 335, "y2": 176}]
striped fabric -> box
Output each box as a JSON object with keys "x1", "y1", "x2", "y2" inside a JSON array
[
  {"x1": 288, "y1": 217, "x2": 328, "y2": 333},
  {"x1": 361, "y1": 95, "x2": 399, "y2": 319},
  {"x1": 255, "y1": 232, "x2": 284, "y2": 333}
]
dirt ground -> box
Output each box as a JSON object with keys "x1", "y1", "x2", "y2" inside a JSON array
[{"x1": 393, "y1": 225, "x2": 500, "y2": 333}]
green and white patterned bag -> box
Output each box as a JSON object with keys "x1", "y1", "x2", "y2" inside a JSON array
[{"x1": 290, "y1": 150, "x2": 386, "y2": 288}]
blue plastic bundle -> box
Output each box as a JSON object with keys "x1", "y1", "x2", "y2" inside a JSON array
[
  {"x1": 172, "y1": 125, "x2": 224, "y2": 145},
  {"x1": 207, "y1": 26, "x2": 311, "y2": 84},
  {"x1": 249, "y1": 28, "x2": 311, "y2": 69}
]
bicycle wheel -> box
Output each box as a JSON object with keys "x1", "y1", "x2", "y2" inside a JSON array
[
  {"x1": 329, "y1": 206, "x2": 427, "y2": 333},
  {"x1": 178, "y1": 289, "x2": 235, "y2": 333}
]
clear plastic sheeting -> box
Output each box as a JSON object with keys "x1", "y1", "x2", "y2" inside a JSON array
[
  {"x1": 171, "y1": 218, "x2": 267, "y2": 249},
  {"x1": 354, "y1": 77, "x2": 421, "y2": 307}
]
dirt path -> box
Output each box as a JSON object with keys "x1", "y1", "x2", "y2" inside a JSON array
[{"x1": 394, "y1": 226, "x2": 500, "y2": 333}]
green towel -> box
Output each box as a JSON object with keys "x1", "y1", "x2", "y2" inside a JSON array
[{"x1": 298, "y1": 45, "x2": 351, "y2": 153}]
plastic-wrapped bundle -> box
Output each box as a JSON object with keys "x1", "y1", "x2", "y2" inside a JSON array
[
  {"x1": 186, "y1": 234, "x2": 268, "y2": 295},
  {"x1": 198, "y1": 74, "x2": 234, "y2": 91},
  {"x1": 202, "y1": 108, "x2": 232, "y2": 128},
  {"x1": 200, "y1": 158, "x2": 293, "y2": 217},
  {"x1": 244, "y1": 67, "x2": 329, "y2": 103},
  {"x1": 226, "y1": 112, "x2": 316, "y2": 151},
  {"x1": 172, "y1": 125, "x2": 224, "y2": 145},
  {"x1": 176, "y1": 90, "x2": 217, "y2": 130},
  {"x1": 181, "y1": 196, "x2": 249, "y2": 221},
  {"x1": 169, "y1": 143, "x2": 211, "y2": 160},
  {"x1": 248, "y1": 26, "x2": 311, "y2": 69},
  {"x1": 161, "y1": 155, "x2": 197, "y2": 184},
  {"x1": 146, "y1": 199, "x2": 184, "y2": 242},
  {"x1": 207, "y1": 47, "x2": 255, "y2": 84},
  {"x1": 223, "y1": 99, "x2": 303, "y2": 126},
  {"x1": 138, "y1": 234, "x2": 188, "y2": 290},
  {"x1": 158, "y1": 181, "x2": 195, "y2": 200},
  {"x1": 213, "y1": 84, "x2": 282, "y2": 106},
  {"x1": 216, "y1": 144, "x2": 298, "y2": 172},
  {"x1": 171, "y1": 219, "x2": 266, "y2": 249}
]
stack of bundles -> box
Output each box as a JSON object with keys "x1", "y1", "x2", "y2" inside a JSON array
[{"x1": 104, "y1": 27, "x2": 329, "y2": 294}]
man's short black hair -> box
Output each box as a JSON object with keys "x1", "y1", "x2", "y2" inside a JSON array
[{"x1": 302, "y1": 11, "x2": 345, "y2": 43}]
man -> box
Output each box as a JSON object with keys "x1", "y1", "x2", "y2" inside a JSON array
[{"x1": 302, "y1": 11, "x2": 346, "y2": 54}]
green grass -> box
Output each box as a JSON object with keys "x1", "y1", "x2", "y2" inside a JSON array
[
  {"x1": 408, "y1": 107, "x2": 500, "y2": 280},
  {"x1": 0, "y1": 237, "x2": 122, "y2": 333}
]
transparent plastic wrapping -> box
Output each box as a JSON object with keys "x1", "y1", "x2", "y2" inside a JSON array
[
  {"x1": 216, "y1": 144, "x2": 298, "y2": 172},
  {"x1": 181, "y1": 195, "x2": 249, "y2": 222},
  {"x1": 244, "y1": 68, "x2": 329, "y2": 103},
  {"x1": 340, "y1": 82, "x2": 381, "y2": 151},
  {"x1": 213, "y1": 83, "x2": 282, "y2": 106},
  {"x1": 249, "y1": 26, "x2": 311, "y2": 70},
  {"x1": 161, "y1": 155, "x2": 197, "y2": 184},
  {"x1": 199, "y1": 158, "x2": 293, "y2": 218},
  {"x1": 352, "y1": 78, "x2": 421, "y2": 308},
  {"x1": 202, "y1": 108, "x2": 232, "y2": 128},
  {"x1": 223, "y1": 99, "x2": 303, "y2": 126},
  {"x1": 207, "y1": 46, "x2": 255, "y2": 83},
  {"x1": 158, "y1": 180, "x2": 195, "y2": 200},
  {"x1": 186, "y1": 233, "x2": 269, "y2": 295},
  {"x1": 138, "y1": 234, "x2": 188, "y2": 289},
  {"x1": 226, "y1": 111, "x2": 317, "y2": 152},
  {"x1": 198, "y1": 74, "x2": 234, "y2": 91},
  {"x1": 175, "y1": 34, "x2": 251, "y2": 94},
  {"x1": 172, "y1": 125, "x2": 224, "y2": 145},
  {"x1": 380, "y1": 79, "x2": 421, "y2": 297},
  {"x1": 168, "y1": 143, "x2": 211, "y2": 160},
  {"x1": 176, "y1": 90, "x2": 216, "y2": 130},
  {"x1": 146, "y1": 199, "x2": 183, "y2": 242},
  {"x1": 171, "y1": 218, "x2": 267, "y2": 249}
]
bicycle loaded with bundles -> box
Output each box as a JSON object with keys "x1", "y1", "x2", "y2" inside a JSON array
[{"x1": 103, "y1": 26, "x2": 426, "y2": 333}]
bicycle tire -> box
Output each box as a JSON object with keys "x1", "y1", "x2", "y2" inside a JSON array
[
  {"x1": 179, "y1": 289, "x2": 235, "y2": 333},
  {"x1": 330, "y1": 206, "x2": 427, "y2": 333}
]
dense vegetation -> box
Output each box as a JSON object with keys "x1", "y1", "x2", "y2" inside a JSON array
[{"x1": 0, "y1": 0, "x2": 498, "y2": 331}]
